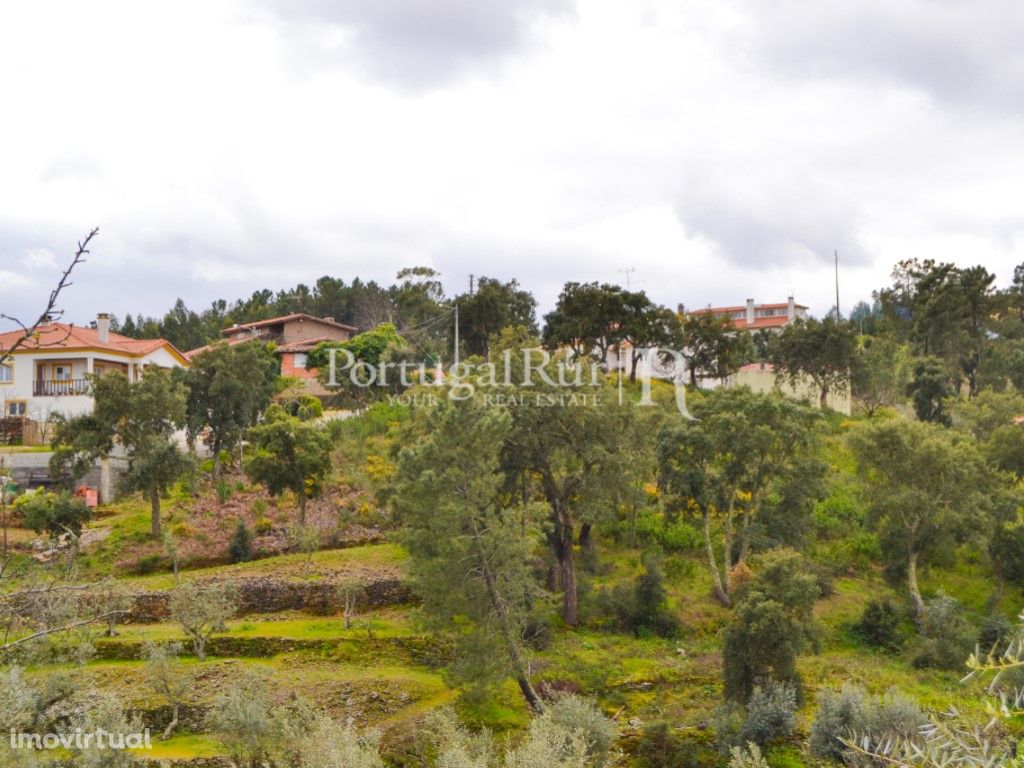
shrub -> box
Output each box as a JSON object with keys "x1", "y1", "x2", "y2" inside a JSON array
[
  {"x1": 251, "y1": 498, "x2": 269, "y2": 517},
  {"x1": 808, "y1": 684, "x2": 866, "y2": 762},
  {"x1": 809, "y1": 684, "x2": 926, "y2": 763},
  {"x1": 596, "y1": 556, "x2": 679, "y2": 638},
  {"x1": 215, "y1": 480, "x2": 232, "y2": 504},
  {"x1": 739, "y1": 680, "x2": 797, "y2": 747},
  {"x1": 228, "y1": 520, "x2": 254, "y2": 563},
  {"x1": 728, "y1": 743, "x2": 769, "y2": 768},
  {"x1": 723, "y1": 549, "x2": 819, "y2": 703},
  {"x1": 913, "y1": 592, "x2": 975, "y2": 670},
  {"x1": 133, "y1": 553, "x2": 163, "y2": 575},
  {"x1": 254, "y1": 517, "x2": 274, "y2": 536},
  {"x1": 853, "y1": 599, "x2": 903, "y2": 651},
  {"x1": 979, "y1": 614, "x2": 1014, "y2": 654},
  {"x1": 635, "y1": 723, "x2": 704, "y2": 768},
  {"x1": 283, "y1": 395, "x2": 324, "y2": 421},
  {"x1": 298, "y1": 714, "x2": 384, "y2": 768},
  {"x1": 632, "y1": 556, "x2": 680, "y2": 637},
  {"x1": 15, "y1": 490, "x2": 91, "y2": 539},
  {"x1": 542, "y1": 695, "x2": 618, "y2": 767},
  {"x1": 660, "y1": 519, "x2": 702, "y2": 553}
]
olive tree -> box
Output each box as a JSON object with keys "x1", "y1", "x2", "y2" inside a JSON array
[
  {"x1": 850, "y1": 419, "x2": 1000, "y2": 625},
  {"x1": 143, "y1": 642, "x2": 192, "y2": 740},
  {"x1": 168, "y1": 580, "x2": 237, "y2": 660},
  {"x1": 244, "y1": 406, "x2": 333, "y2": 524}
]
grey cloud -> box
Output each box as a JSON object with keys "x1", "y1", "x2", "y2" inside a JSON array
[
  {"x1": 730, "y1": 0, "x2": 1024, "y2": 115},
  {"x1": 250, "y1": 0, "x2": 574, "y2": 88},
  {"x1": 672, "y1": 171, "x2": 869, "y2": 270}
]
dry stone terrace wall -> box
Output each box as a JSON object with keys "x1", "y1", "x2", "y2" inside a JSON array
[{"x1": 126, "y1": 574, "x2": 415, "y2": 623}]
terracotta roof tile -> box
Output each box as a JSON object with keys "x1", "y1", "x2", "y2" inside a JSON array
[{"x1": 0, "y1": 322, "x2": 186, "y2": 362}]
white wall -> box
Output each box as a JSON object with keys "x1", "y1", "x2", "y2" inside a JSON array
[{"x1": 2, "y1": 347, "x2": 187, "y2": 424}]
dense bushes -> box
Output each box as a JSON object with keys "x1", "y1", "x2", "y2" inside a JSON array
[
  {"x1": 809, "y1": 684, "x2": 926, "y2": 763},
  {"x1": 739, "y1": 681, "x2": 797, "y2": 747},
  {"x1": 634, "y1": 723, "x2": 707, "y2": 768},
  {"x1": 912, "y1": 593, "x2": 975, "y2": 670},
  {"x1": 228, "y1": 519, "x2": 254, "y2": 563},
  {"x1": 596, "y1": 555, "x2": 679, "y2": 638},
  {"x1": 853, "y1": 599, "x2": 903, "y2": 650},
  {"x1": 723, "y1": 549, "x2": 820, "y2": 702},
  {"x1": 14, "y1": 490, "x2": 91, "y2": 539}
]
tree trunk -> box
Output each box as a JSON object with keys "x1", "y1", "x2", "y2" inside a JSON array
[
  {"x1": 298, "y1": 494, "x2": 307, "y2": 526},
  {"x1": 211, "y1": 445, "x2": 222, "y2": 483},
  {"x1": 559, "y1": 519, "x2": 578, "y2": 626},
  {"x1": 629, "y1": 350, "x2": 640, "y2": 383},
  {"x1": 579, "y1": 522, "x2": 593, "y2": 550},
  {"x1": 150, "y1": 487, "x2": 162, "y2": 538},
  {"x1": 107, "y1": 615, "x2": 117, "y2": 638},
  {"x1": 908, "y1": 550, "x2": 925, "y2": 628},
  {"x1": 162, "y1": 703, "x2": 179, "y2": 740},
  {"x1": 702, "y1": 510, "x2": 731, "y2": 607},
  {"x1": 738, "y1": 490, "x2": 761, "y2": 564},
  {"x1": 723, "y1": 505, "x2": 734, "y2": 570},
  {"x1": 472, "y1": 525, "x2": 545, "y2": 713},
  {"x1": 819, "y1": 383, "x2": 830, "y2": 410},
  {"x1": 738, "y1": 507, "x2": 752, "y2": 564}
]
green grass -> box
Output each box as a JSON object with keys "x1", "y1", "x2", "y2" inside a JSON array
[
  {"x1": 134, "y1": 734, "x2": 223, "y2": 760},
  {"x1": 122, "y1": 542, "x2": 407, "y2": 589},
  {"x1": 111, "y1": 610, "x2": 415, "y2": 642}
]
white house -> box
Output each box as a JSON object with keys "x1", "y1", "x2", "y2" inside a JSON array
[{"x1": 0, "y1": 314, "x2": 188, "y2": 428}]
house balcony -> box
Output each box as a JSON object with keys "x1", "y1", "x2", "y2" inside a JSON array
[{"x1": 33, "y1": 379, "x2": 91, "y2": 397}]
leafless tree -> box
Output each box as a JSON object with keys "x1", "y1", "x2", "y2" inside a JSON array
[
  {"x1": 0, "y1": 565, "x2": 130, "y2": 658},
  {"x1": 0, "y1": 227, "x2": 98, "y2": 367}
]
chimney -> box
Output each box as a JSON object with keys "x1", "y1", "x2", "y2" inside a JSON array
[
  {"x1": 745, "y1": 298, "x2": 755, "y2": 326},
  {"x1": 787, "y1": 296, "x2": 796, "y2": 320},
  {"x1": 96, "y1": 313, "x2": 110, "y2": 343}
]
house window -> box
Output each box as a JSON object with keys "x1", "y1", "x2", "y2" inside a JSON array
[
  {"x1": 6, "y1": 401, "x2": 26, "y2": 417},
  {"x1": 294, "y1": 353, "x2": 308, "y2": 370},
  {"x1": 0, "y1": 364, "x2": 11, "y2": 383},
  {"x1": 53, "y1": 365, "x2": 71, "y2": 381}
]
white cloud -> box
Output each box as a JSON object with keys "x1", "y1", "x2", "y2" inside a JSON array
[{"x1": 0, "y1": 0, "x2": 1021, "y2": 331}]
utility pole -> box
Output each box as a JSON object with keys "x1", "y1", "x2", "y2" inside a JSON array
[
  {"x1": 469, "y1": 274, "x2": 475, "y2": 294},
  {"x1": 453, "y1": 303, "x2": 459, "y2": 367},
  {"x1": 618, "y1": 267, "x2": 636, "y2": 290},
  {"x1": 834, "y1": 250, "x2": 841, "y2": 319}
]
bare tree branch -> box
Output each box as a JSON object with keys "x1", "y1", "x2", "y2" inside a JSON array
[
  {"x1": 0, "y1": 609, "x2": 128, "y2": 655},
  {"x1": 0, "y1": 227, "x2": 99, "y2": 367}
]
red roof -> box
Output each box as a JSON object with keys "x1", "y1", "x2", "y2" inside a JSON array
[{"x1": 0, "y1": 322, "x2": 187, "y2": 363}]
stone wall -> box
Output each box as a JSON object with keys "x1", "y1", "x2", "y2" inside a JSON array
[{"x1": 127, "y1": 574, "x2": 415, "y2": 623}]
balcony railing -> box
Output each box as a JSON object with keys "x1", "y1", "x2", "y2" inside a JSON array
[{"x1": 33, "y1": 379, "x2": 91, "y2": 397}]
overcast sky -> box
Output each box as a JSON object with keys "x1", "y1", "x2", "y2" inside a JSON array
[{"x1": 1, "y1": 0, "x2": 1022, "y2": 330}]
